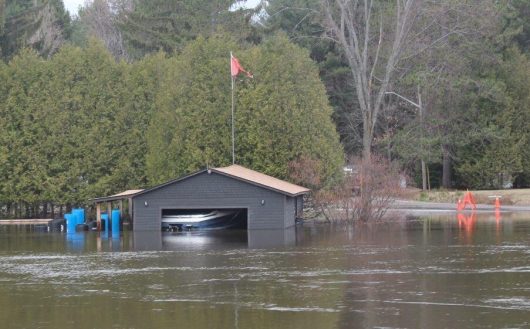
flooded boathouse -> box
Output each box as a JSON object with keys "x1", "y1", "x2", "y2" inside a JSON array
[{"x1": 93, "y1": 165, "x2": 309, "y2": 231}]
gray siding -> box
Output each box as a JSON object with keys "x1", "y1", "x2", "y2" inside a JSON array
[
  {"x1": 133, "y1": 171, "x2": 290, "y2": 231},
  {"x1": 284, "y1": 196, "x2": 295, "y2": 228}
]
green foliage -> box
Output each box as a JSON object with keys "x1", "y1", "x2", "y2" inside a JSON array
[
  {"x1": 259, "y1": 0, "x2": 360, "y2": 154},
  {"x1": 0, "y1": 0, "x2": 70, "y2": 60},
  {"x1": 237, "y1": 34, "x2": 344, "y2": 184},
  {"x1": 454, "y1": 47, "x2": 530, "y2": 188},
  {"x1": 383, "y1": 1, "x2": 530, "y2": 189},
  {"x1": 146, "y1": 34, "x2": 344, "y2": 185},
  {"x1": 0, "y1": 33, "x2": 343, "y2": 213},
  {"x1": 0, "y1": 40, "x2": 153, "y2": 207},
  {"x1": 145, "y1": 35, "x2": 236, "y2": 182},
  {"x1": 2, "y1": 0, "x2": 530, "y2": 215},
  {"x1": 117, "y1": 0, "x2": 258, "y2": 59},
  {"x1": 505, "y1": 0, "x2": 530, "y2": 52}
]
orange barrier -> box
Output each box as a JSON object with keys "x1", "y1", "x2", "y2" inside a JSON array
[
  {"x1": 494, "y1": 197, "x2": 501, "y2": 209},
  {"x1": 457, "y1": 191, "x2": 477, "y2": 211},
  {"x1": 457, "y1": 199, "x2": 463, "y2": 211}
]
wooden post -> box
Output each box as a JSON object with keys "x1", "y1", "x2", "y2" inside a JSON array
[
  {"x1": 119, "y1": 199, "x2": 123, "y2": 213},
  {"x1": 96, "y1": 203, "x2": 101, "y2": 231},
  {"x1": 107, "y1": 201, "x2": 112, "y2": 230}
]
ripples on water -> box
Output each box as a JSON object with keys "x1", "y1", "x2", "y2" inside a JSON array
[{"x1": 0, "y1": 214, "x2": 529, "y2": 329}]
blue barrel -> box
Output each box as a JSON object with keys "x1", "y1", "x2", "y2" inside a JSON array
[
  {"x1": 64, "y1": 213, "x2": 75, "y2": 232},
  {"x1": 72, "y1": 208, "x2": 85, "y2": 226},
  {"x1": 101, "y1": 213, "x2": 109, "y2": 232},
  {"x1": 111, "y1": 209, "x2": 120, "y2": 233}
]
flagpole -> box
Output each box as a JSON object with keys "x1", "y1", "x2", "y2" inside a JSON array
[{"x1": 230, "y1": 52, "x2": 235, "y2": 164}]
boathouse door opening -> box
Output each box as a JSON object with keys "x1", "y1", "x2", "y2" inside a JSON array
[{"x1": 161, "y1": 208, "x2": 248, "y2": 231}]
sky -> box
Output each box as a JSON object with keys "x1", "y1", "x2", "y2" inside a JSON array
[
  {"x1": 63, "y1": 0, "x2": 85, "y2": 15},
  {"x1": 63, "y1": 0, "x2": 262, "y2": 16}
]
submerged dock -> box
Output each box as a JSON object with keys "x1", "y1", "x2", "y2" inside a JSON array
[
  {"x1": 0, "y1": 219, "x2": 55, "y2": 225},
  {"x1": 0, "y1": 218, "x2": 64, "y2": 231}
]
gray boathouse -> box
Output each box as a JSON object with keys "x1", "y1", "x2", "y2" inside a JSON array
[{"x1": 93, "y1": 165, "x2": 310, "y2": 231}]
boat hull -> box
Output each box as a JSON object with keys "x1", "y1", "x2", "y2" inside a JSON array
[{"x1": 161, "y1": 210, "x2": 243, "y2": 231}]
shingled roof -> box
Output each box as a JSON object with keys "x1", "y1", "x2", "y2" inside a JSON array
[{"x1": 212, "y1": 165, "x2": 310, "y2": 196}]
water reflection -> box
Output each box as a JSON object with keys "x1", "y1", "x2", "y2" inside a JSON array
[
  {"x1": 133, "y1": 230, "x2": 162, "y2": 250},
  {"x1": 162, "y1": 230, "x2": 247, "y2": 250},
  {"x1": 65, "y1": 232, "x2": 85, "y2": 251},
  {"x1": 247, "y1": 227, "x2": 296, "y2": 248},
  {"x1": 131, "y1": 229, "x2": 297, "y2": 251},
  {"x1": 0, "y1": 214, "x2": 529, "y2": 329}
]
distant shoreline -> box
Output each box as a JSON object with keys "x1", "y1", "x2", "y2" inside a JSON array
[{"x1": 391, "y1": 199, "x2": 530, "y2": 213}]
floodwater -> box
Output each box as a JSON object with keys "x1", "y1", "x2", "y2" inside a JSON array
[{"x1": 0, "y1": 213, "x2": 529, "y2": 329}]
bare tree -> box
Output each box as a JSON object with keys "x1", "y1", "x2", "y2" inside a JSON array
[
  {"x1": 314, "y1": 155, "x2": 404, "y2": 222},
  {"x1": 27, "y1": 1, "x2": 66, "y2": 58},
  {"x1": 384, "y1": 0, "x2": 502, "y2": 189},
  {"x1": 80, "y1": 0, "x2": 130, "y2": 60},
  {"x1": 322, "y1": 0, "x2": 420, "y2": 160}
]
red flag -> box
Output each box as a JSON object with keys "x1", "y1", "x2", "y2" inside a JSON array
[{"x1": 231, "y1": 54, "x2": 253, "y2": 78}]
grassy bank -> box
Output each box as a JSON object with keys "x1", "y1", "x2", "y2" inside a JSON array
[{"x1": 405, "y1": 188, "x2": 530, "y2": 206}]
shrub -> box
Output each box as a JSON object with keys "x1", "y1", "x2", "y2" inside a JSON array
[{"x1": 313, "y1": 155, "x2": 405, "y2": 223}]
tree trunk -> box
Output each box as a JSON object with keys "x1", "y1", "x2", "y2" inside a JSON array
[
  {"x1": 421, "y1": 160, "x2": 427, "y2": 191},
  {"x1": 359, "y1": 115, "x2": 373, "y2": 221},
  {"x1": 442, "y1": 145, "x2": 452, "y2": 188},
  {"x1": 42, "y1": 202, "x2": 48, "y2": 218},
  {"x1": 362, "y1": 114, "x2": 372, "y2": 161}
]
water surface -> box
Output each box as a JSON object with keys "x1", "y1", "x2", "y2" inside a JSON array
[{"x1": 0, "y1": 213, "x2": 529, "y2": 328}]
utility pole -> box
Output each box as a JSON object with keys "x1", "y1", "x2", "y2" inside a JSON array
[
  {"x1": 385, "y1": 88, "x2": 428, "y2": 191},
  {"x1": 417, "y1": 86, "x2": 427, "y2": 191}
]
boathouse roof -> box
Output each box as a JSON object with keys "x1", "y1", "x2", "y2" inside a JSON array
[
  {"x1": 92, "y1": 165, "x2": 310, "y2": 203},
  {"x1": 213, "y1": 165, "x2": 310, "y2": 196}
]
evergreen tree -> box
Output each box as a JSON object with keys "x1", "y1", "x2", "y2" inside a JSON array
[
  {"x1": 145, "y1": 35, "x2": 237, "y2": 182},
  {"x1": 258, "y1": 0, "x2": 360, "y2": 154},
  {"x1": 117, "y1": 0, "x2": 258, "y2": 59},
  {"x1": 146, "y1": 34, "x2": 344, "y2": 185},
  {"x1": 237, "y1": 34, "x2": 344, "y2": 183},
  {"x1": 508, "y1": 0, "x2": 530, "y2": 53},
  {"x1": 0, "y1": 0, "x2": 70, "y2": 60}
]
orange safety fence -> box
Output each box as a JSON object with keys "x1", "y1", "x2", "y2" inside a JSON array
[{"x1": 457, "y1": 191, "x2": 477, "y2": 211}]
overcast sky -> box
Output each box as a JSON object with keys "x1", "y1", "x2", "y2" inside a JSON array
[
  {"x1": 63, "y1": 0, "x2": 85, "y2": 15},
  {"x1": 63, "y1": 0, "x2": 261, "y2": 16}
]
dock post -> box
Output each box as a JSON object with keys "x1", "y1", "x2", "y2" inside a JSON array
[
  {"x1": 96, "y1": 203, "x2": 101, "y2": 231},
  {"x1": 107, "y1": 201, "x2": 112, "y2": 218}
]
